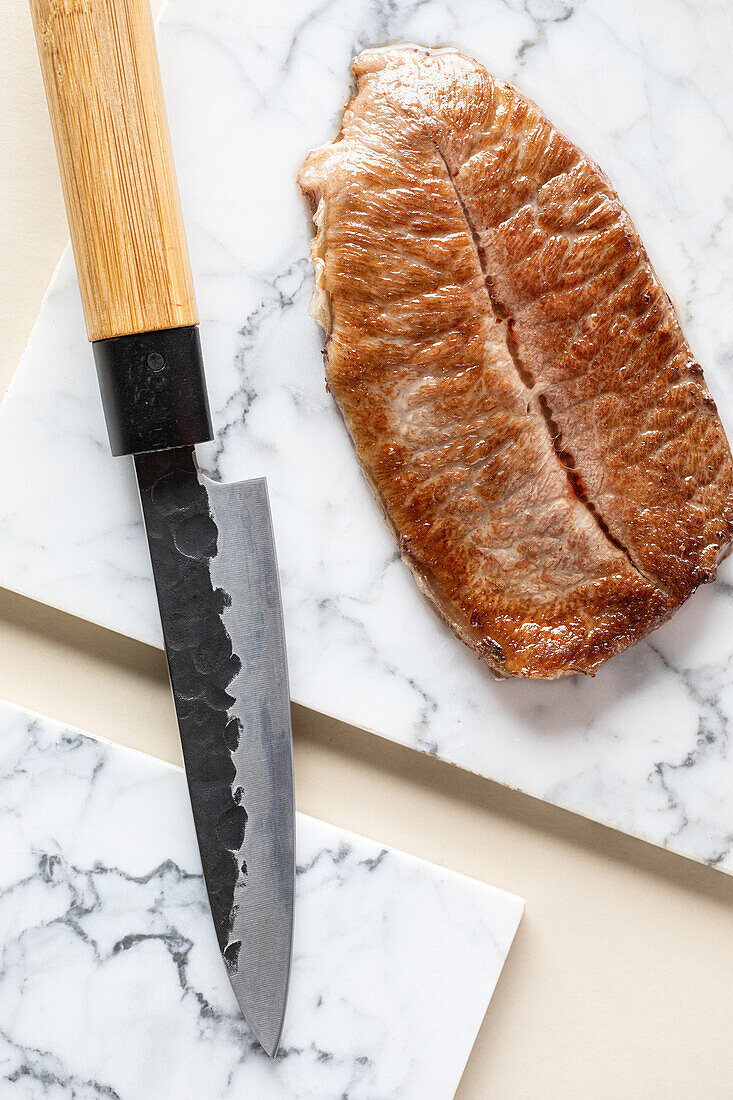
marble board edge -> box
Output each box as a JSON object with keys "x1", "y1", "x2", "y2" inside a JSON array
[{"x1": 0, "y1": 695, "x2": 526, "y2": 913}]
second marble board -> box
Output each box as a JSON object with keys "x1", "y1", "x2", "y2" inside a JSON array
[
  {"x1": 0, "y1": 699, "x2": 522, "y2": 1098},
  {"x1": 1, "y1": 0, "x2": 733, "y2": 871}
]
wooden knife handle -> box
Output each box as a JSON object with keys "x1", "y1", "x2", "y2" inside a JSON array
[{"x1": 28, "y1": 0, "x2": 197, "y2": 342}]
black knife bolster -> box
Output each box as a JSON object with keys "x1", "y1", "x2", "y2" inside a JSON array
[{"x1": 92, "y1": 325, "x2": 214, "y2": 456}]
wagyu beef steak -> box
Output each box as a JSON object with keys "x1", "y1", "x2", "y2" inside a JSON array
[{"x1": 298, "y1": 45, "x2": 733, "y2": 679}]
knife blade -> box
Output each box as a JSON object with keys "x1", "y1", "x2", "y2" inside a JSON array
[
  {"x1": 28, "y1": 0, "x2": 295, "y2": 1056},
  {"x1": 135, "y1": 447, "x2": 294, "y2": 1055}
]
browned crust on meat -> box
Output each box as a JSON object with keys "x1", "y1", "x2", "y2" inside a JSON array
[{"x1": 298, "y1": 45, "x2": 733, "y2": 678}]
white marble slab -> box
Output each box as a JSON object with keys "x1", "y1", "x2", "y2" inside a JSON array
[
  {"x1": 0, "y1": 699, "x2": 522, "y2": 1098},
  {"x1": 2, "y1": 0, "x2": 733, "y2": 871}
]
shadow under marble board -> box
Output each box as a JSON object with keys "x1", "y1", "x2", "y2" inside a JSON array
[
  {"x1": 0, "y1": 699, "x2": 523, "y2": 1098},
  {"x1": 1, "y1": 0, "x2": 733, "y2": 870}
]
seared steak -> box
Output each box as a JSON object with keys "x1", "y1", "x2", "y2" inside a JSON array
[{"x1": 298, "y1": 45, "x2": 733, "y2": 678}]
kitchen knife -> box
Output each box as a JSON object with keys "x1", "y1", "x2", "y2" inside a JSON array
[{"x1": 28, "y1": 0, "x2": 295, "y2": 1057}]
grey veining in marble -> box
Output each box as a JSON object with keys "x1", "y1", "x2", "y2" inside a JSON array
[
  {"x1": 0, "y1": 699, "x2": 522, "y2": 1098},
  {"x1": 1, "y1": 0, "x2": 733, "y2": 871}
]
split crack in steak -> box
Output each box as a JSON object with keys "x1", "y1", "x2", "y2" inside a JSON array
[{"x1": 297, "y1": 44, "x2": 733, "y2": 679}]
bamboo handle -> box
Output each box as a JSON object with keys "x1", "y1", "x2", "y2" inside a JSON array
[{"x1": 29, "y1": 0, "x2": 197, "y2": 342}]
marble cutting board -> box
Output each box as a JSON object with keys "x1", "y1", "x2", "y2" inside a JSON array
[
  {"x1": 2, "y1": 0, "x2": 733, "y2": 871},
  {"x1": 0, "y1": 699, "x2": 523, "y2": 1098}
]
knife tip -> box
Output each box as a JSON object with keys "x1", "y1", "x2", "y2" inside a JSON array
[
  {"x1": 262, "y1": 1037, "x2": 281, "y2": 1061},
  {"x1": 251, "y1": 1017, "x2": 284, "y2": 1060}
]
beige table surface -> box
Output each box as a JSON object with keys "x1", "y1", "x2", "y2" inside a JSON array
[{"x1": 3, "y1": 5, "x2": 733, "y2": 1097}]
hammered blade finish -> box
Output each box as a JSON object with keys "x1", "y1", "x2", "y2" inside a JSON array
[{"x1": 134, "y1": 446, "x2": 295, "y2": 1058}]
